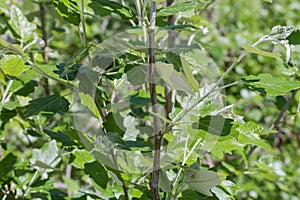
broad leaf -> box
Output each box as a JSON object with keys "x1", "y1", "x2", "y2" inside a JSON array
[
  {"x1": 192, "y1": 115, "x2": 234, "y2": 136},
  {"x1": 0, "y1": 55, "x2": 29, "y2": 77},
  {"x1": 9, "y1": 5, "x2": 36, "y2": 42},
  {"x1": 71, "y1": 150, "x2": 94, "y2": 169},
  {"x1": 30, "y1": 140, "x2": 60, "y2": 171},
  {"x1": 79, "y1": 92, "x2": 100, "y2": 118},
  {"x1": 0, "y1": 108, "x2": 17, "y2": 123},
  {"x1": 53, "y1": 0, "x2": 81, "y2": 26},
  {"x1": 234, "y1": 121, "x2": 273, "y2": 151},
  {"x1": 184, "y1": 168, "x2": 221, "y2": 196},
  {"x1": 43, "y1": 130, "x2": 78, "y2": 146},
  {"x1": 157, "y1": 2, "x2": 203, "y2": 17},
  {"x1": 0, "y1": 153, "x2": 17, "y2": 179},
  {"x1": 243, "y1": 45, "x2": 281, "y2": 58},
  {"x1": 242, "y1": 73, "x2": 300, "y2": 96},
  {"x1": 88, "y1": 0, "x2": 135, "y2": 21},
  {"x1": 84, "y1": 161, "x2": 108, "y2": 189},
  {"x1": 24, "y1": 94, "x2": 70, "y2": 118}
]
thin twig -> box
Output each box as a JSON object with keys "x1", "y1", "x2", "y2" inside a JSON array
[{"x1": 148, "y1": 1, "x2": 161, "y2": 199}]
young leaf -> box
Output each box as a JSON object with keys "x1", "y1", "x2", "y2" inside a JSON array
[
  {"x1": 24, "y1": 94, "x2": 70, "y2": 118},
  {"x1": 53, "y1": 0, "x2": 81, "y2": 26},
  {"x1": 192, "y1": 115, "x2": 234, "y2": 136},
  {"x1": 88, "y1": 0, "x2": 135, "y2": 21},
  {"x1": 157, "y1": 2, "x2": 203, "y2": 17},
  {"x1": 0, "y1": 55, "x2": 29, "y2": 77},
  {"x1": 243, "y1": 45, "x2": 281, "y2": 58},
  {"x1": 181, "y1": 56, "x2": 199, "y2": 91},
  {"x1": 84, "y1": 161, "x2": 108, "y2": 189},
  {"x1": 30, "y1": 140, "x2": 60, "y2": 170},
  {"x1": 184, "y1": 168, "x2": 221, "y2": 196},
  {"x1": 9, "y1": 5, "x2": 36, "y2": 42},
  {"x1": 242, "y1": 73, "x2": 300, "y2": 96}
]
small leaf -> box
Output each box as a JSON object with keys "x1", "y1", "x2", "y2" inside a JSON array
[
  {"x1": 0, "y1": 153, "x2": 17, "y2": 179},
  {"x1": 184, "y1": 168, "x2": 221, "y2": 196},
  {"x1": 192, "y1": 115, "x2": 234, "y2": 136},
  {"x1": 71, "y1": 150, "x2": 95, "y2": 169},
  {"x1": 0, "y1": 37, "x2": 24, "y2": 56},
  {"x1": 88, "y1": 0, "x2": 135, "y2": 21},
  {"x1": 0, "y1": 55, "x2": 29, "y2": 77},
  {"x1": 79, "y1": 92, "x2": 100, "y2": 118},
  {"x1": 287, "y1": 29, "x2": 300, "y2": 45},
  {"x1": 84, "y1": 161, "x2": 108, "y2": 189},
  {"x1": 43, "y1": 130, "x2": 77, "y2": 146},
  {"x1": 0, "y1": 108, "x2": 17, "y2": 123},
  {"x1": 243, "y1": 45, "x2": 281, "y2": 58},
  {"x1": 268, "y1": 25, "x2": 294, "y2": 40},
  {"x1": 242, "y1": 73, "x2": 300, "y2": 96},
  {"x1": 14, "y1": 80, "x2": 38, "y2": 96},
  {"x1": 181, "y1": 55, "x2": 199, "y2": 91},
  {"x1": 53, "y1": 0, "x2": 81, "y2": 26},
  {"x1": 157, "y1": 2, "x2": 203, "y2": 17},
  {"x1": 24, "y1": 94, "x2": 70, "y2": 118}
]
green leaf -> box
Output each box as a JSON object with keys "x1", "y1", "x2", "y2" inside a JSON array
[
  {"x1": 243, "y1": 45, "x2": 281, "y2": 58},
  {"x1": 88, "y1": 0, "x2": 135, "y2": 21},
  {"x1": 159, "y1": 170, "x2": 172, "y2": 192},
  {"x1": 287, "y1": 29, "x2": 300, "y2": 45},
  {"x1": 181, "y1": 55, "x2": 199, "y2": 91},
  {"x1": 268, "y1": 25, "x2": 294, "y2": 40},
  {"x1": 30, "y1": 140, "x2": 60, "y2": 170},
  {"x1": 235, "y1": 121, "x2": 273, "y2": 151},
  {"x1": 0, "y1": 55, "x2": 29, "y2": 77},
  {"x1": 43, "y1": 130, "x2": 77, "y2": 146},
  {"x1": 0, "y1": 37, "x2": 24, "y2": 56},
  {"x1": 24, "y1": 94, "x2": 70, "y2": 118},
  {"x1": 71, "y1": 150, "x2": 95, "y2": 169},
  {"x1": 84, "y1": 161, "x2": 108, "y2": 189},
  {"x1": 0, "y1": 153, "x2": 17, "y2": 179},
  {"x1": 79, "y1": 92, "x2": 100, "y2": 118},
  {"x1": 242, "y1": 73, "x2": 300, "y2": 96},
  {"x1": 157, "y1": 2, "x2": 203, "y2": 17},
  {"x1": 53, "y1": 0, "x2": 81, "y2": 26},
  {"x1": 14, "y1": 80, "x2": 38, "y2": 96},
  {"x1": 0, "y1": 108, "x2": 17, "y2": 123},
  {"x1": 192, "y1": 115, "x2": 234, "y2": 136},
  {"x1": 184, "y1": 168, "x2": 221, "y2": 196},
  {"x1": 9, "y1": 5, "x2": 36, "y2": 42}
]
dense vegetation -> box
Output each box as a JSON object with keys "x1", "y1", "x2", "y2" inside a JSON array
[{"x1": 1, "y1": 0, "x2": 300, "y2": 199}]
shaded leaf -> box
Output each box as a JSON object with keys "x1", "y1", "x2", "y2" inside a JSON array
[
  {"x1": 53, "y1": 0, "x2": 81, "y2": 26},
  {"x1": 24, "y1": 94, "x2": 70, "y2": 118},
  {"x1": 14, "y1": 80, "x2": 38, "y2": 96},
  {"x1": 43, "y1": 130, "x2": 77, "y2": 146},
  {"x1": 184, "y1": 168, "x2": 221, "y2": 196},
  {"x1": 88, "y1": 0, "x2": 135, "y2": 21},
  {"x1": 0, "y1": 108, "x2": 17, "y2": 122},
  {"x1": 53, "y1": 62, "x2": 80, "y2": 81},
  {"x1": 0, "y1": 36, "x2": 24, "y2": 56},
  {"x1": 84, "y1": 161, "x2": 108, "y2": 189},
  {"x1": 0, "y1": 153, "x2": 17, "y2": 179},
  {"x1": 243, "y1": 45, "x2": 281, "y2": 58},
  {"x1": 287, "y1": 29, "x2": 300, "y2": 45},
  {"x1": 181, "y1": 55, "x2": 199, "y2": 91},
  {"x1": 242, "y1": 73, "x2": 300, "y2": 96},
  {"x1": 192, "y1": 115, "x2": 234, "y2": 136}
]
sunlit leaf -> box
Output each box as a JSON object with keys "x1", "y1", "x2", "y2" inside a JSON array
[
  {"x1": 181, "y1": 55, "x2": 199, "y2": 91},
  {"x1": 53, "y1": 0, "x2": 81, "y2": 26},
  {"x1": 242, "y1": 73, "x2": 300, "y2": 96},
  {"x1": 88, "y1": 0, "x2": 135, "y2": 21},
  {"x1": 0, "y1": 55, "x2": 29, "y2": 77},
  {"x1": 157, "y1": 2, "x2": 204, "y2": 17},
  {"x1": 243, "y1": 45, "x2": 281, "y2": 58}
]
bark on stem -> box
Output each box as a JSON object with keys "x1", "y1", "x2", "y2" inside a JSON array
[{"x1": 148, "y1": 1, "x2": 161, "y2": 200}]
